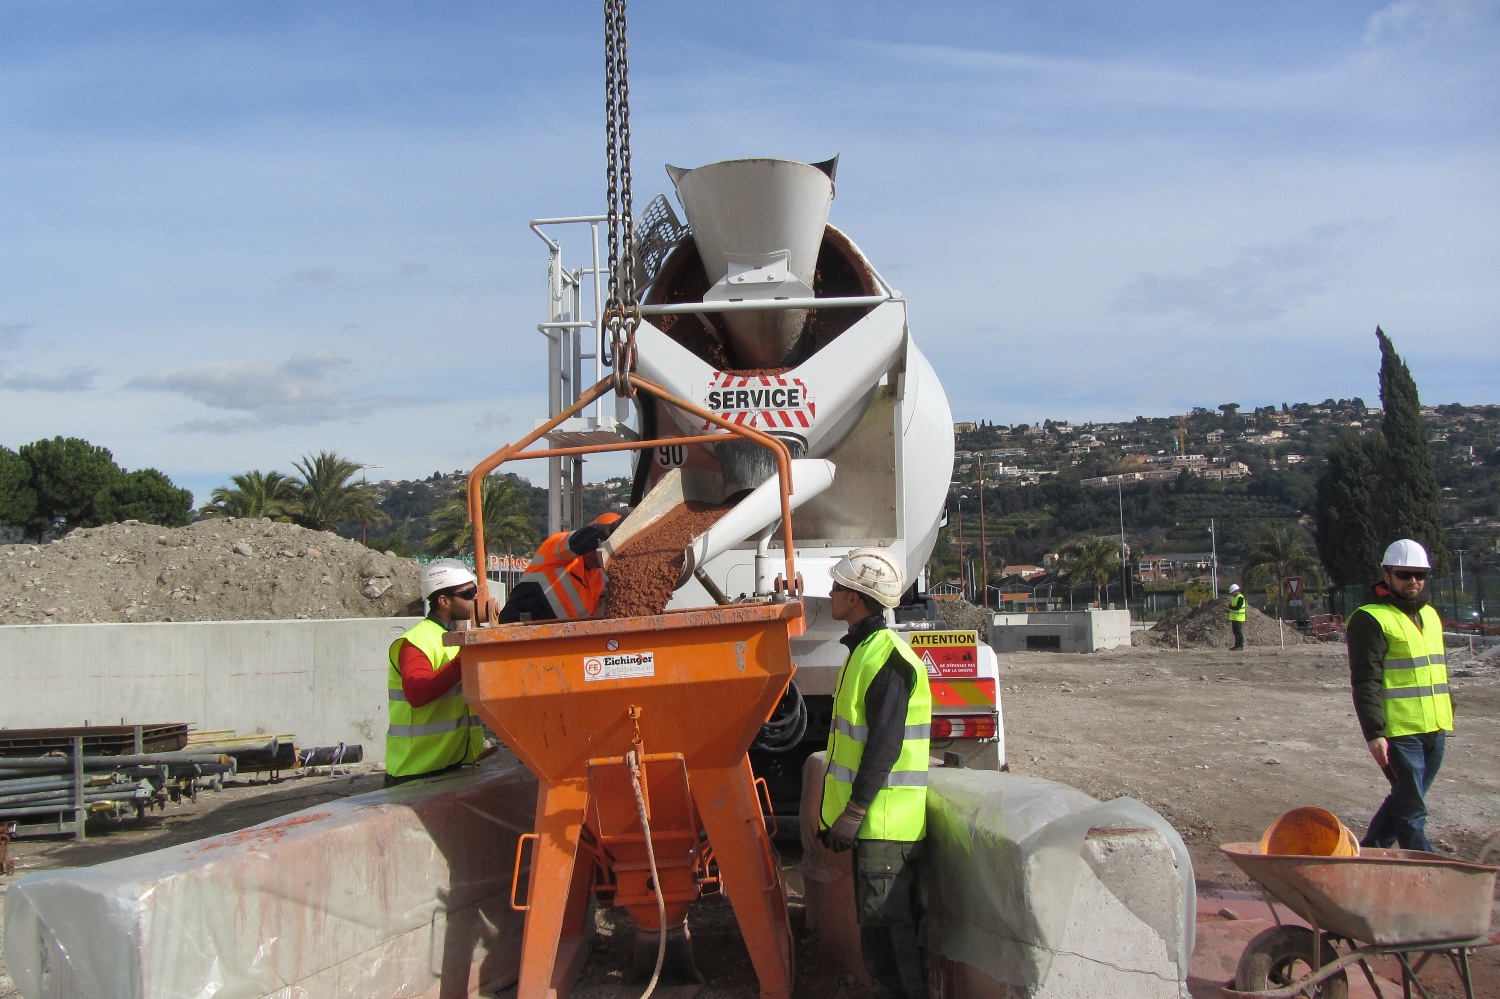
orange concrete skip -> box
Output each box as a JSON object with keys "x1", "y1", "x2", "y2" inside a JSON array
[
  {"x1": 4, "y1": 764, "x2": 537, "y2": 999},
  {"x1": 455, "y1": 602, "x2": 800, "y2": 999}
]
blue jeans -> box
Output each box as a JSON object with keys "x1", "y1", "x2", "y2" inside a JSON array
[{"x1": 1361, "y1": 732, "x2": 1445, "y2": 852}]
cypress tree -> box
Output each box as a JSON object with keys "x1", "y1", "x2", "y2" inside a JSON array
[
  {"x1": 1373, "y1": 327, "x2": 1447, "y2": 572},
  {"x1": 1314, "y1": 430, "x2": 1384, "y2": 586}
]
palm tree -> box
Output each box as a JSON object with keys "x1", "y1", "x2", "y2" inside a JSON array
[
  {"x1": 1054, "y1": 535, "x2": 1121, "y2": 607},
  {"x1": 201, "y1": 470, "x2": 297, "y2": 520},
  {"x1": 1241, "y1": 523, "x2": 1321, "y2": 619},
  {"x1": 289, "y1": 451, "x2": 386, "y2": 534},
  {"x1": 427, "y1": 473, "x2": 538, "y2": 560}
]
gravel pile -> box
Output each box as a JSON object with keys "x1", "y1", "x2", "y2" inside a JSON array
[
  {"x1": 933, "y1": 598, "x2": 992, "y2": 633},
  {"x1": 0, "y1": 518, "x2": 421, "y2": 626},
  {"x1": 1134, "y1": 598, "x2": 1315, "y2": 649}
]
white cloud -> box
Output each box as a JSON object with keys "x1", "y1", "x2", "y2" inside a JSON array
[
  {"x1": 0, "y1": 322, "x2": 35, "y2": 348},
  {"x1": 475, "y1": 410, "x2": 513, "y2": 431},
  {"x1": 1111, "y1": 222, "x2": 1388, "y2": 326},
  {"x1": 128, "y1": 351, "x2": 424, "y2": 432},
  {"x1": 0, "y1": 366, "x2": 98, "y2": 392},
  {"x1": 284, "y1": 265, "x2": 337, "y2": 284}
]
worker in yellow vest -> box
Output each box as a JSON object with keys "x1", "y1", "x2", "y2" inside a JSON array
[
  {"x1": 820, "y1": 547, "x2": 932, "y2": 999},
  {"x1": 384, "y1": 558, "x2": 486, "y2": 788},
  {"x1": 1346, "y1": 539, "x2": 1452, "y2": 851},
  {"x1": 1227, "y1": 583, "x2": 1247, "y2": 650}
]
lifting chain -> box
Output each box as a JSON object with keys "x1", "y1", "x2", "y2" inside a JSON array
[{"x1": 604, "y1": 0, "x2": 640, "y2": 397}]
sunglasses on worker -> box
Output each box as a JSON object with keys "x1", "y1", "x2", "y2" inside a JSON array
[
  {"x1": 448, "y1": 586, "x2": 479, "y2": 600},
  {"x1": 1387, "y1": 569, "x2": 1428, "y2": 582}
]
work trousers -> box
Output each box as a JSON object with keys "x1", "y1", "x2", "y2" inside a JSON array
[
  {"x1": 1230, "y1": 621, "x2": 1244, "y2": 649},
  {"x1": 855, "y1": 839, "x2": 928, "y2": 999},
  {"x1": 1362, "y1": 732, "x2": 1445, "y2": 852}
]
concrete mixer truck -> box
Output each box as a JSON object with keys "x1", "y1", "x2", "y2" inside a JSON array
[{"x1": 524, "y1": 156, "x2": 1003, "y2": 813}]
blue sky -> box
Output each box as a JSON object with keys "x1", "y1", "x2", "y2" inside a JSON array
[{"x1": 2, "y1": 0, "x2": 1496, "y2": 504}]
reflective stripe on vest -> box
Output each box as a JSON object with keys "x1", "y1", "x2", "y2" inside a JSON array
[
  {"x1": 1228, "y1": 594, "x2": 1247, "y2": 622},
  {"x1": 1356, "y1": 602, "x2": 1453, "y2": 737},
  {"x1": 386, "y1": 618, "x2": 484, "y2": 778},
  {"x1": 821, "y1": 628, "x2": 933, "y2": 842},
  {"x1": 518, "y1": 532, "x2": 605, "y2": 619}
]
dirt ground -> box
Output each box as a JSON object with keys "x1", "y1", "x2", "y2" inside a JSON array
[{"x1": 3, "y1": 641, "x2": 1497, "y2": 998}]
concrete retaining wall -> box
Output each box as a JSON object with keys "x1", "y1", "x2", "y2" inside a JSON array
[
  {"x1": 987, "y1": 609, "x2": 1131, "y2": 653},
  {"x1": 0, "y1": 617, "x2": 422, "y2": 762}
]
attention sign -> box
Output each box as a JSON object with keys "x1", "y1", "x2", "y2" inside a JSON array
[{"x1": 906, "y1": 630, "x2": 980, "y2": 679}]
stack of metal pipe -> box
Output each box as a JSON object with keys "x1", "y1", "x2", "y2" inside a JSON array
[{"x1": 0, "y1": 750, "x2": 237, "y2": 830}]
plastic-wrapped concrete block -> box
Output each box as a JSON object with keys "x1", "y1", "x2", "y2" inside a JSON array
[
  {"x1": 800, "y1": 754, "x2": 1193, "y2": 998},
  {"x1": 3, "y1": 763, "x2": 538, "y2": 999}
]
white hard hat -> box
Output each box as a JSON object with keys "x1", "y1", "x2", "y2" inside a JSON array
[
  {"x1": 1381, "y1": 539, "x2": 1431, "y2": 570},
  {"x1": 1228, "y1": 583, "x2": 1241, "y2": 593},
  {"x1": 420, "y1": 557, "x2": 477, "y2": 599},
  {"x1": 830, "y1": 547, "x2": 905, "y2": 608}
]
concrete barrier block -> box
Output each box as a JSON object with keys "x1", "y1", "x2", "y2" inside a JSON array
[
  {"x1": 3, "y1": 763, "x2": 538, "y2": 999},
  {"x1": 800, "y1": 757, "x2": 1190, "y2": 998}
]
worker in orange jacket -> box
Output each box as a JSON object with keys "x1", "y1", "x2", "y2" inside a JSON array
[{"x1": 498, "y1": 512, "x2": 622, "y2": 622}]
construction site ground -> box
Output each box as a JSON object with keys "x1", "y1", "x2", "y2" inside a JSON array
[{"x1": 3, "y1": 641, "x2": 1498, "y2": 998}]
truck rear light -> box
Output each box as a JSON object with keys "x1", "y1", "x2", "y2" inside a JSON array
[{"x1": 930, "y1": 714, "x2": 997, "y2": 740}]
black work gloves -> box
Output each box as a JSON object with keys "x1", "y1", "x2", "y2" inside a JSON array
[{"x1": 823, "y1": 801, "x2": 866, "y2": 853}]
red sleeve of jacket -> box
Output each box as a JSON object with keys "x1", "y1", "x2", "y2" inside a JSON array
[{"x1": 397, "y1": 639, "x2": 464, "y2": 708}]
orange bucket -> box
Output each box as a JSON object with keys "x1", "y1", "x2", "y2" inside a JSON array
[{"x1": 1260, "y1": 806, "x2": 1360, "y2": 857}]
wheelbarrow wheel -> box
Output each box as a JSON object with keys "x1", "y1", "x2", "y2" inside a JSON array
[{"x1": 1235, "y1": 925, "x2": 1348, "y2": 998}]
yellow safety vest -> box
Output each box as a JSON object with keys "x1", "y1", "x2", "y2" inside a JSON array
[
  {"x1": 1356, "y1": 602, "x2": 1453, "y2": 737},
  {"x1": 1228, "y1": 593, "x2": 1247, "y2": 622},
  {"x1": 386, "y1": 618, "x2": 484, "y2": 778},
  {"x1": 822, "y1": 628, "x2": 932, "y2": 842}
]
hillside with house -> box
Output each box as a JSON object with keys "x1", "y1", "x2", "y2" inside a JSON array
[{"x1": 942, "y1": 400, "x2": 1500, "y2": 614}]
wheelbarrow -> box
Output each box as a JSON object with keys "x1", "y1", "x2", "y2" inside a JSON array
[{"x1": 1218, "y1": 841, "x2": 1500, "y2": 998}]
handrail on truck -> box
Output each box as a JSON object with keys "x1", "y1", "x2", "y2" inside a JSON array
[{"x1": 465, "y1": 373, "x2": 800, "y2": 621}]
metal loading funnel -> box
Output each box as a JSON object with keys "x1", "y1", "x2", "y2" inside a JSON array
[
  {"x1": 451, "y1": 604, "x2": 800, "y2": 998},
  {"x1": 667, "y1": 157, "x2": 835, "y2": 368}
]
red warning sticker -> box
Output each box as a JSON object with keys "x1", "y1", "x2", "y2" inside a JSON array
[{"x1": 905, "y1": 631, "x2": 980, "y2": 678}]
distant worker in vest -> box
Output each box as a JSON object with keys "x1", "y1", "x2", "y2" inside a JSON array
[
  {"x1": 1227, "y1": 583, "x2": 1247, "y2": 650},
  {"x1": 819, "y1": 547, "x2": 933, "y2": 999},
  {"x1": 498, "y1": 512, "x2": 622, "y2": 623},
  {"x1": 385, "y1": 558, "x2": 486, "y2": 787},
  {"x1": 1346, "y1": 538, "x2": 1452, "y2": 851}
]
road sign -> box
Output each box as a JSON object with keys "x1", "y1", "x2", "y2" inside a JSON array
[{"x1": 1286, "y1": 576, "x2": 1303, "y2": 599}]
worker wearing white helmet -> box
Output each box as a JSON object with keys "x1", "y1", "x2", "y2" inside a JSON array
[
  {"x1": 1346, "y1": 538, "x2": 1452, "y2": 851},
  {"x1": 819, "y1": 547, "x2": 932, "y2": 999},
  {"x1": 1226, "y1": 583, "x2": 1247, "y2": 650},
  {"x1": 383, "y1": 558, "x2": 486, "y2": 787}
]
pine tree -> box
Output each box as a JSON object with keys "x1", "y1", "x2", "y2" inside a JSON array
[
  {"x1": 1314, "y1": 430, "x2": 1384, "y2": 586},
  {"x1": 1373, "y1": 327, "x2": 1447, "y2": 573}
]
